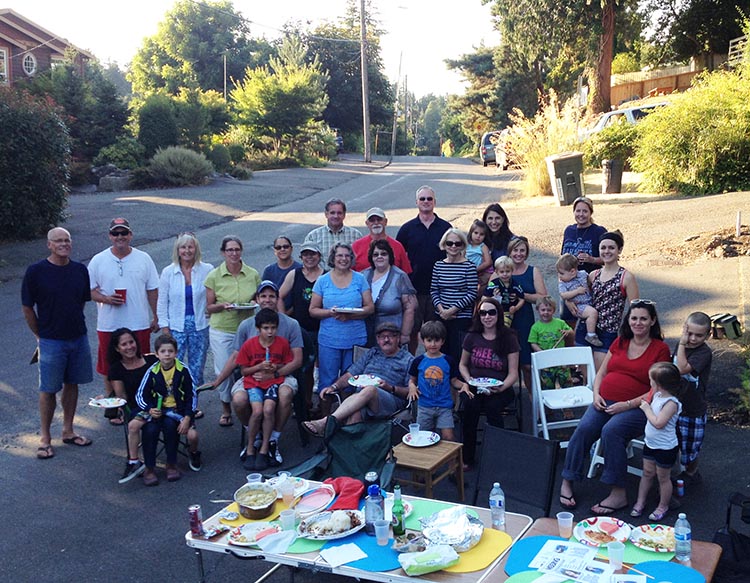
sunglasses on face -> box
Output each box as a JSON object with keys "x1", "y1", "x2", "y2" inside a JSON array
[
  {"x1": 444, "y1": 240, "x2": 464, "y2": 247},
  {"x1": 419, "y1": 196, "x2": 434, "y2": 202},
  {"x1": 478, "y1": 308, "x2": 498, "y2": 317},
  {"x1": 372, "y1": 252, "x2": 389, "y2": 257},
  {"x1": 110, "y1": 230, "x2": 130, "y2": 237},
  {"x1": 631, "y1": 299, "x2": 656, "y2": 307},
  {"x1": 274, "y1": 244, "x2": 291, "y2": 250}
]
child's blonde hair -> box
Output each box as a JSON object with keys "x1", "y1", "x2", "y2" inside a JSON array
[
  {"x1": 494, "y1": 256, "x2": 514, "y2": 271},
  {"x1": 536, "y1": 295, "x2": 557, "y2": 311},
  {"x1": 556, "y1": 253, "x2": 579, "y2": 272},
  {"x1": 649, "y1": 362, "x2": 684, "y2": 399}
]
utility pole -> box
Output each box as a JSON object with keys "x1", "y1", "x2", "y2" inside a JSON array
[
  {"x1": 403, "y1": 75, "x2": 408, "y2": 155},
  {"x1": 360, "y1": 0, "x2": 371, "y2": 162},
  {"x1": 390, "y1": 51, "x2": 402, "y2": 160}
]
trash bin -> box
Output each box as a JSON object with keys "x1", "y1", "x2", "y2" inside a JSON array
[
  {"x1": 602, "y1": 159, "x2": 624, "y2": 194},
  {"x1": 545, "y1": 151, "x2": 585, "y2": 206}
]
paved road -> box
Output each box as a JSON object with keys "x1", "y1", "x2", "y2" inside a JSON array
[{"x1": 1, "y1": 156, "x2": 747, "y2": 582}]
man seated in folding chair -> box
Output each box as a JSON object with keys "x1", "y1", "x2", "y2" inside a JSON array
[{"x1": 302, "y1": 322, "x2": 414, "y2": 437}]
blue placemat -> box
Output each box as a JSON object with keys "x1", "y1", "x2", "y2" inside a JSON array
[
  {"x1": 629, "y1": 560, "x2": 705, "y2": 583},
  {"x1": 322, "y1": 529, "x2": 401, "y2": 572},
  {"x1": 505, "y1": 535, "x2": 568, "y2": 576}
]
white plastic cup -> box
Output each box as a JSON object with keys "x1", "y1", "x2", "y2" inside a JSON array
[
  {"x1": 607, "y1": 540, "x2": 625, "y2": 570},
  {"x1": 409, "y1": 423, "x2": 420, "y2": 438},
  {"x1": 279, "y1": 509, "x2": 296, "y2": 531},
  {"x1": 246, "y1": 473, "x2": 262, "y2": 484},
  {"x1": 556, "y1": 511, "x2": 574, "y2": 539},
  {"x1": 374, "y1": 519, "x2": 390, "y2": 546},
  {"x1": 279, "y1": 479, "x2": 295, "y2": 506}
]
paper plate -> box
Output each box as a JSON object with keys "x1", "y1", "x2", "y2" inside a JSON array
[
  {"x1": 88, "y1": 397, "x2": 127, "y2": 409},
  {"x1": 231, "y1": 302, "x2": 258, "y2": 310},
  {"x1": 265, "y1": 476, "x2": 308, "y2": 500},
  {"x1": 573, "y1": 516, "x2": 631, "y2": 547},
  {"x1": 227, "y1": 522, "x2": 282, "y2": 546},
  {"x1": 292, "y1": 485, "x2": 336, "y2": 518},
  {"x1": 629, "y1": 524, "x2": 675, "y2": 553},
  {"x1": 402, "y1": 431, "x2": 440, "y2": 447},
  {"x1": 348, "y1": 374, "x2": 382, "y2": 388},
  {"x1": 333, "y1": 307, "x2": 364, "y2": 313},
  {"x1": 297, "y1": 510, "x2": 365, "y2": 540},
  {"x1": 468, "y1": 377, "x2": 503, "y2": 388}
]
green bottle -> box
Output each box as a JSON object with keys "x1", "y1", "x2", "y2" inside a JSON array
[{"x1": 392, "y1": 484, "x2": 405, "y2": 536}]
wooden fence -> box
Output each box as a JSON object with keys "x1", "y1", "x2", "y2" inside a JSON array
[{"x1": 611, "y1": 66, "x2": 700, "y2": 105}]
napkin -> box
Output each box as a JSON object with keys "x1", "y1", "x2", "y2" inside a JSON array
[
  {"x1": 324, "y1": 477, "x2": 365, "y2": 510},
  {"x1": 256, "y1": 530, "x2": 296, "y2": 554},
  {"x1": 320, "y1": 543, "x2": 367, "y2": 568}
]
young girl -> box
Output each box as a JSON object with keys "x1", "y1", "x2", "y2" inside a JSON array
[
  {"x1": 466, "y1": 220, "x2": 493, "y2": 288},
  {"x1": 631, "y1": 362, "x2": 683, "y2": 521}
]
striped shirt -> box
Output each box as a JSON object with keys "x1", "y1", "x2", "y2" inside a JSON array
[{"x1": 430, "y1": 260, "x2": 478, "y2": 319}]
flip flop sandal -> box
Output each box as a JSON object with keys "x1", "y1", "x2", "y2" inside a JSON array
[
  {"x1": 591, "y1": 502, "x2": 628, "y2": 516},
  {"x1": 62, "y1": 435, "x2": 92, "y2": 447},
  {"x1": 560, "y1": 494, "x2": 577, "y2": 510},
  {"x1": 37, "y1": 445, "x2": 55, "y2": 459},
  {"x1": 302, "y1": 420, "x2": 324, "y2": 438},
  {"x1": 194, "y1": 409, "x2": 204, "y2": 419},
  {"x1": 219, "y1": 415, "x2": 234, "y2": 427}
]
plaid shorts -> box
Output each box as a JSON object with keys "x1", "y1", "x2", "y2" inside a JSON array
[{"x1": 677, "y1": 414, "x2": 706, "y2": 466}]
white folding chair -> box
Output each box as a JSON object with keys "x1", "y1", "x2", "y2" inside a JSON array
[
  {"x1": 531, "y1": 347, "x2": 596, "y2": 447},
  {"x1": 587, "y1": 437, "x2": 645, "y2": 478}
]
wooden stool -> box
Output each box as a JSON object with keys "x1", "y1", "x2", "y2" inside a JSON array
[{"x1": 393, "y1": 440, "x2": 464, "y2": 501}]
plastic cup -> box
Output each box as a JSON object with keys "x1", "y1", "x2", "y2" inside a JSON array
[
  {"x1": 114, "y1": 288, "x2": 127, "y2": 303},
  {"x1": 279, "y1": 479, "x2": 295, "y2": 506},
  {"x1": 556, "y1": 511, "x2": 574, "y2": 539},
  {"x1": 279, "y1": 509, "x2": 296, "y2": 531},
  {"x1": 374, "y1": 519, "x2": 390, "y2": 546},
  {"x1": 607, "y1": 541, "x2": 625, "y2": 570},
  {"x1": 409, "y1": 423, "x2": 420, "y2": 438},
  {"x1": 246, "y1": 473, "x2": 262, "y2": 484}
]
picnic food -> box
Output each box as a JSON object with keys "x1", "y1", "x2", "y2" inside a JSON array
[
  {"x1": 598, "y1": 521, "x2": 620, "y2": 536},
  {"x1": 584, "y1": 529, "x2": 615, "y2": 544},
  {"x1": 234, "y1": 483, "x2": 277, "y2": 519},
  {"x1": 392, "y1": 533, "x2": 427, "y2": 553},
  {"x1": 303, "y1": 510, "x2": 360, "y2": 536},
  {"x1": 630, "y1": 525, "x2": 676, "y2": 552}
]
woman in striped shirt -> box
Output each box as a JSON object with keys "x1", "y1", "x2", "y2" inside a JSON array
[{"x1": 430, "y1": 228, "x2": 478, "y2": 363}]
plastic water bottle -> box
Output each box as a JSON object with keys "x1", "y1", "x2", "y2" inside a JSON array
[
  {"x1": 365, "y1": 484, "x2": 384, "y2": 535},
  {"x1": 489, "y1": 482, "x2": 506, "y2": 530},
  {"x1": 675, "y1": 512, "x2": 692, "y2": 562}
]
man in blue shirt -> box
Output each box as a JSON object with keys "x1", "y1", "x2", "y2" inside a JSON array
[{"x1": 22, "y1": 227, "x2": 94, "y2": 460}]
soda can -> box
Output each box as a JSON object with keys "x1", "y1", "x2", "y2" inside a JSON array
[
  {"x1": 189, "y1": 504, "x2": 204, "y2": 537},
  {"x1": 676, "y1": 479, "x2": 685, "y2": 497},
  {"x1": 364, "y1": 471, "x2": 379, "y2": 489}
]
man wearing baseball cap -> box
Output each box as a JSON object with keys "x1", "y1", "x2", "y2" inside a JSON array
[
  {"x1": 352, "y1": 207, "x2": 412, "y2": 273},
  {"x1": 88, "y1": 218, "x2": 159, "y2": 421}
]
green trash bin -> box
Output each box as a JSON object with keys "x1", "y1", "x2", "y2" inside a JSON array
[{"x1": 545, "y1": 151, "x2": 585, "y2": 205}]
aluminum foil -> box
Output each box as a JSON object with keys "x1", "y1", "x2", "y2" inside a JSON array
[{"x1": 419, "y1": 505, "x2": 484, "y2": 552}]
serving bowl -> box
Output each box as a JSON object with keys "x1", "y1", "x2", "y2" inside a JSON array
[{"x1": 234, "y1": 482, "x2": 278, "y2": 519}]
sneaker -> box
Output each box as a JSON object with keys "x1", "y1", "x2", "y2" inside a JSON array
[
  {"x1": 143, "y1": 468, "x2": 159, "y2": 486},
  {"x1": 268, "y1": 440, "x2": 282, "y2": 466},
  {"x1": 243, "y1": 454, "x2": 256, "y2": 471},
  {"x1": 119, "y1": 460, "x2": 145, "y2": 484},
  {"x1": 254, "y1": 454, "x2": 269, "y2": 471},
  {"x1": 585, "y1": 334, "x2": 604, "y2": 347},
  {"x1": 189, "y1": 450, "x2": 202, "y2": 472}
]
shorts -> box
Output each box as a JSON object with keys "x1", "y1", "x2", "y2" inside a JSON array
[
  {"x1": 232, "y1": 375, "x2": 297, "y2": 396},
  {"x1": 413, "y1": 294, "x2": 436, "y2": 331},
  {"x1": 246, "y1": 384, "x2": 280, "y2": 403},
  {"x1": 97, "y1": 329, "x2": 151, "y2": 376},
  {"x1": 417, "y1": 406, "x2": 454, "y2": 430},
  {"x1": 677, "y1": 414, "x2": 706, "y2": 466},
  {"x1": 643, "y1": 444, "x2": 679, "y2": 468},
  {"x1": 361, "y1": 388, "x2": 406, "y2": 419},
  {"x1": 574, "y1": 322, "x2": 616, "y2": 354},
  {"x1": 539, "y1": 367, "x2": 573, "y2": 390},
  {"x1": 39, "y1": 335, "x2": 93, "y2": 393}
]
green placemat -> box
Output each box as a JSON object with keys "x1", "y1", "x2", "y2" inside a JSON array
[
  {"x1": 504, "y1": 571, "x2": 547, "y2": 583},
  {"x1": 287, "y1": 537, "x2": 326, "y2": 554},
  {"x1": 404, "y1": 499, "x2": 479, "y2": 531},
  {"x1": 595, "y1": 541, "x2": 675, "y2": 564}
]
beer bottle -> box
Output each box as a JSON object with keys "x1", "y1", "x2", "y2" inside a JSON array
[{"x1": 392, "y1": 484, "x2": 405, "y2": 536}]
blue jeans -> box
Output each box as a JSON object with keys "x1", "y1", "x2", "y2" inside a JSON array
[
  {"x1": 317, "y1": 345, "x2": 353, "y2": 392},
  {"x1": 561, "y1": 400, "x2": 647, "y2": 487},
  {"x1": 171, "y1": 316, "x2": 209, "y2": 386},
  {"x1": 38, "y1": 335, "x2": 93, "y2": 393},
  {"x1": 142, "y1": 415, "x2": 180, "y2": 468}
]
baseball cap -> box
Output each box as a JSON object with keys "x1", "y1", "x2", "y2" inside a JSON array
[
  {"x1": 257, "y1": 280, "x2": 279, "y2": 294},
  {"x1": 299, "y1": 243, "x2": 321, "y2": 254},
  {"x1": 375, "y1": 321, "x2": 400, "y2": 334},
  {"x1": 109, "y1": 218, "x2": 132, "y2": 233},
  {"x1": 366, "y1": 207, "x2": 386, "y2": 220}
]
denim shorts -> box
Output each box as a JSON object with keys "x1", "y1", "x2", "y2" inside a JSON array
[
  {"x1": 417, "y1": 406, "x2": 454, "y2": 430},
  {"x1": 575, "y1": 321, "x2": 617, "y2": 354},
  {"x1": 39, "y1": 335, "x2": 93, "y2": 393},
  {"x1": 246, "y1": 384, "x2": 280, "y2": 403},
  {"x1": 643, "y1": 444, "x2": 679, "y2": 468}
]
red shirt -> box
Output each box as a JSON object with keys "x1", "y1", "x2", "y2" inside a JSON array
[
  {"x1": 352, "y1": 235, "x2": 412, "y2": 274},
  {"x1": 236, "y1": 336, "x2": 292, "y2": 389},
  {"x1": 600, "y1": 337, "x2": 671, "y2": 402}
]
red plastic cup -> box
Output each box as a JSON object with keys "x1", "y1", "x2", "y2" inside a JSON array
[{"x1": 114, "y1": 289, "x2": 127, "y2": 303}]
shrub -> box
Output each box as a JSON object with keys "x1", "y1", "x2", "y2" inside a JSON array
[
  {"x1": 229, "y1": 164, "x2": 252, "y2": 180},
  {"x1": 149, "y1": 146, "x2": 214, "y2": 186},
  {"x1": 227, "y1": 143, "x2": 246, "y2": 164},
  {"x1": 632, "y1": 69, "x2": 750, "y2": 194},
  {"x1": 0, "y1": 88, "x2": 71, "y2": 240},
  {"x1": 93, "y1": 136, "x2": 146, "y2": 170},
  {"x1": 137, "y1": 94, "x2": 178, "y2": 158},
  {"x1": 583, "y1": 122, "x2": 639, "y2": 169},
  {"x1": 205, "y1": 144, "x2": 231, "y2": 173}
]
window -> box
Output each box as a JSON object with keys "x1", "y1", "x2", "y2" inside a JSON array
[
  {"x1": 50, "y1": 56, "x2": 65, "y2": 69},
  {"x1": 0, "y1": 48, "x2": 7, "y2": 84},
  {"x1": 22, "y1": 53, "x2": 37, "y2": 76}
]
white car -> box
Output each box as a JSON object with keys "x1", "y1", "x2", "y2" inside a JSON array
[{"x1": 582, "y1": 102, "x2": 669, "y2": 139}]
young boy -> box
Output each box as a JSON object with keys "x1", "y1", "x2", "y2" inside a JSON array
[
  {"x1": 484, "y1": 256, "x2": 525, "y2": 326},
  {"x1": 672, "y1": 311, "x2": 713, "y2": 485},
  {"x1": 235, "y1": 308, "x2": 293, "y2": 471},
  {"x1": 528, "y1": 296, "x2": 574, "y2": 389},
  {"x1": 135, "y1": 334, "x2": 197, "y2": 486},
  {"x1": 407, "y1": 321, "x2": 470, "y2": 441},
  {"x1": 556, "y1": 253, "x2": 602, "y2": 347}
]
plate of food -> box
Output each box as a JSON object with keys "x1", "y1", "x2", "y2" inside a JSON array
[
  {"x1": 297, "y1": 509, "x2": 365, "y2": 540},
  {"x1": 227, "y1": 522, "x2": 282, "y2": 547},
  {"x1": 231, "y1": 302, "x2": 258, "y2": 310},
  {"x1": 348, "y1": 374, "x2": 383, "y2": 388},
  {"x1": 468, "y1": 377, "x2": 503, "y2": 388},
  {"x1": 88, "y1": 397, "x2": 127, "y2": 409},
  {"x1": 629, "y1": 524, "x2": 675, "y2": 553},
  {"x1": 332, "y1": 307, "x2": 365, "y2": 313},
  {"x1": 402, "y1": 431, "x2": 441, "y2": 447},
  {"x1": 292, "y1": 484, "x2": 336, "y2": 518},
  {"x1": 265, "y1": 475, "x2": 308, "y2": 499},
  {"x1": 573, "y1": 517, "x2": 632, "y2": 547}
]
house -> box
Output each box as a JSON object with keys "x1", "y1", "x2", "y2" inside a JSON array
[{"x1": 0, "y1": 8, "x2": 93, "y2": 86}]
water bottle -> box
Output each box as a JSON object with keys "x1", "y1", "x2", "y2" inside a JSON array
[
  {"x1": 489, "y1": 482, "x2": 506, "y2": 530},
  {"x1": 674, "y1": 512, "x2": 692, "y2": 562},
  {"x1": 365, "y1": 484, "x2": 384, "y2": 535}
]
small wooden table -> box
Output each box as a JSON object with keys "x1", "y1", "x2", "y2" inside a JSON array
[{"x1": 393, "y1": 440, "x2": 464, "y2": 501}]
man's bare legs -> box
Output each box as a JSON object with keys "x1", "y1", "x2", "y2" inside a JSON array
[{"x1": 304, "y1": 385, "x2": 380, "y2": 434}]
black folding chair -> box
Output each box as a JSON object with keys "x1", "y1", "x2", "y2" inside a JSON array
[{"x1": 472, "y1": 424, "x2": 560, "y2": 517}]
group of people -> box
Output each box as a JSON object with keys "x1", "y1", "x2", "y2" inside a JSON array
[{"x1": 23, "y1": 191, "x2": 713, "y2": 511}]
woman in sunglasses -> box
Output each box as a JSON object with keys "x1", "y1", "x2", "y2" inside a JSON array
[
  {"x1": 430, "y1": 229, "x2": 478, "y2": 363},
  {"x1": 458, "y1": 297, "x2": 520, "y2": 470},
  {"x1": 482, "y1": 203, "x2": 515, "y2": 260},
  {"x1": 262, "y1": 236, "x2": 301, "y2": 296},
  {"x1": 559, "y1": 299, "x2": 670, "y2": 515}
]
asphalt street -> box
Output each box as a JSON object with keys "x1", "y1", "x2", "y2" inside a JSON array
[{"x1": 1, "y1": 155, "x2": 748, "y2": 582}]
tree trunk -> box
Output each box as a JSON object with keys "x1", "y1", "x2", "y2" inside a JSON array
[{"x1": 589, "y1": 0, "x2": 615, "y2": 114}]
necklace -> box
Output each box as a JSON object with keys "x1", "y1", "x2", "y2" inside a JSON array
[{"x1": 576, "y1": 224, "x2": 592, "y2": 238}]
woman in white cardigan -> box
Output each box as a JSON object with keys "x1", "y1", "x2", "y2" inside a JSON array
[{"x1": 158, "y1": 233, "x2": 213, "y2": 388}]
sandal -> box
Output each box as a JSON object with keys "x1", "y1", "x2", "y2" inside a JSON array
[
  {"x1": 630, "y1": 506, "x2": 643, "y2": 517},
  {"x1": 591, "y1": 502, "x2": 628, "y2": 516},
  {"x1": 219, "y1": 414, "x2": 233, "y2": 427},
  {"x1": 648, "y1": 507, "x2": 668, "y2": 521},
  {"x1": 109, "y1": 417, "x2": 125, "y2": 426},
  {"x1": 194, "y1": 409, "x2": 204, "y2": 420},
  {"x1": 302, "y1": 420, "x2": 325, "y2": 438},
  {"x1": 560, "y1": 493, "x2": 577, "y2": 510},
  {"x1": 37, "y1": 444, "x2": 55, "y2": 459}
]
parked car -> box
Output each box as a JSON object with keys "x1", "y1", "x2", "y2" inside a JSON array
[
  {"x1": 479, "y1": 131, "x2": 501, "y2": 166},
  {"x1": 582, "y1": 101, "x2": 670, "y2": 139}
]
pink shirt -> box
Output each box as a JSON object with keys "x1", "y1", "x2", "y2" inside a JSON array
[{"x1": 352, "y1": 236, "x2": 412, "y2": 274}]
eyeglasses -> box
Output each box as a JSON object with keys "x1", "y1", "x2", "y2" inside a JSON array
[
  {"x1": 377, "y1": 332, "x2": 399, "y2": 339},
  {"x1": 110, "y1": 230, "x2": 130, "y2": 237},
  {"x1": 478, "y1": 309, "x2": 498, "y2": 317},
  {"x1": 274, "y1": 244, "x2": 291, "y2": 250},
  {"x1": 631, "y1": 299, "x2": 656, "y2": 307},
  {"x1": 419, "y1": 196, "x2": 434, "y2": 202},
  {"x1": 224, "y1": 247, "x2": 242, "y2": 253},
  {"x1": 372, "y1": 252, "x2": 389, "y2": 257},
  {"x1": 180, "y1": 231, "x2": 196, "y2": 237},
  {"x1": 444, "y1": 240, "x2": 464, "y2": 247}
]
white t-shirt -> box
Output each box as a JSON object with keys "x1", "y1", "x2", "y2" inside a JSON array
[
  {"x1": 644, "y1": 391, "x2": 682, "y2": 450},
  {"x1": 88, "y1": 247, "x2": 159, "y2": 332}
]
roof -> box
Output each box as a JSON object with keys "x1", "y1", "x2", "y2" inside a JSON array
[{"x1": 0, "y1": 8, "x2": 94, "y2": 60}]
